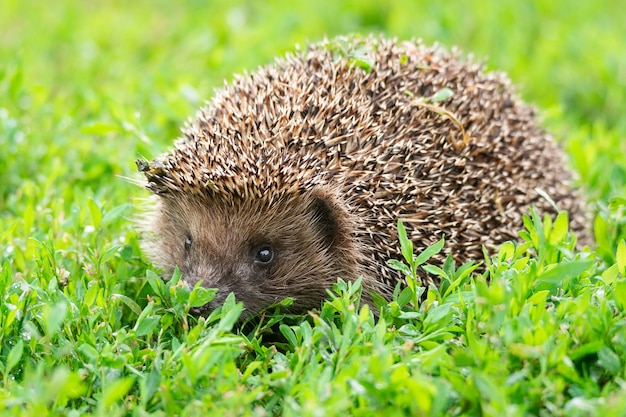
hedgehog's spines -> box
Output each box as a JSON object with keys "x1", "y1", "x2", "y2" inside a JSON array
[{"x1": 140, "y1": 35, "x2": 588, "y2": 314}]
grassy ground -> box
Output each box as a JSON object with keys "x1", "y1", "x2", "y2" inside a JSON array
[{"x1": 1, "y1": 0, "x2": 625, "y2": 415}]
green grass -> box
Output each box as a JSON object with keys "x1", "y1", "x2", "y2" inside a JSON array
[{"x1": 1, "y1": 0, "x2": 626, "y2": 415}]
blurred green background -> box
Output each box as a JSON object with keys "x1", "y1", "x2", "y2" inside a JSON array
[{"x1": 1, "y1": 0, "x2": 625, "y2": 231}]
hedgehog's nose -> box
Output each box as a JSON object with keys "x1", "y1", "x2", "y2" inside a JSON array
[
  {"x1": 188, "y1": 297, "x2": 220, "y2": 316},
  {"x1": 189, "y1": 304, "x2": 211, "y2": 316}
]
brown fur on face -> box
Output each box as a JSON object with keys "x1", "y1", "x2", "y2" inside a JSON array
[{"x1": 143, "y1": 187, "x2": 373, "y2": 315}]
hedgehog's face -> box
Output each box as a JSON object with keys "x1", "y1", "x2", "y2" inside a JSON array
[{"x1": 149, "y1": 189, "x2": 357, "y2": 316}]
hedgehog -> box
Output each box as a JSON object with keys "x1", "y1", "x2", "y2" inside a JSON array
[{"x1": 137, "y1": 35, "x2": 587, "y2": 316}]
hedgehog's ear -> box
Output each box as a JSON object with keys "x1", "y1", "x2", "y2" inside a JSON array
[{"x1": 308, "y1": 189, "x2": 347, "y2": 249}]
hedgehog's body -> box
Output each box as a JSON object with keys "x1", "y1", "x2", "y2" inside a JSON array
[{"x1": 139, "y1": 36, "x2": 586, "y2": 315}]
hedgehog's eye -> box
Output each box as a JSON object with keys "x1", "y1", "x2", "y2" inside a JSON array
[
  {"x1": 184, "y1": 236, "x2": 193, "y2": 252},
  {"x1": 253, "y1": 244, "x2": 274, "y2": 267}
]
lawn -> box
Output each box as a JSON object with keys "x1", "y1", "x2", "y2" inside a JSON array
[{"x1": 1, "y1": 0, "x2": 625, "y2": 415}]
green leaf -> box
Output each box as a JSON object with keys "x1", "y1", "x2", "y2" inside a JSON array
[
  {"x1": 6, "y1": 339, "x2": 24, "y2": 375},
  {"x1": 594, "y1": 214, "x2": 611, "y2": 253},
  {"x1": 429, "y1": 87, "x2": 454, "y2": 102},
  {"x1": 84, "y1": 283, "x2": 100, "y2": 308},
  {"x1": 396, "y1": 286, "x2": 414, "y2": 307},
  {"x1": 78, "y1": 343, "x2": 100, "y2": 362},
  {"x1": 136, "y1": 316, "x2": 161, "y2": 337},
  {"x1": 160, "y1": 312, "x2": 174, "y2": 331},
  {"x1": 280, "y1": 324, "x2": 298, "y2": 347},
  {"x1": 146, "y1": 270, "x2": 166, "y2": 299},
  {"x1": 598, "y1": 347, "x2": 622, "y2": 375},
  {"x1": 423, "y1": 303, "x2": 453, "y2": 329},
  {"x1": 347, "y1": 46, "x2": 374, "y2": 72},
  {"x1": 99, "y1": 377, "x2": 135, "y2": 410},
  {"x1": 602, "y1": 264, "x2": 619, "y2": 285},
  {"x1": 616, "y1": 239, "x2": 626, "y2": 276},
  {"x1": 570, "y1": 340, "x2": 604, "y2": 360},
  {"x1": 217, "y1": 294, "x2": 244, "y2": 332},
  {"x1": 549, "y1": 211, "x2": 569, "y2": 244},
  {"x1": 608, "y1": 197, "x2": 626, "y2": 210},
  {"x1": 111, "y1": 293, "x2": 143, "y2": 316},
  {"x1": 614, "y1": 281, "x2": 626, "y2": 308},
  {"x1": 87, "y1": 198, "x2": 102, "y2": 228},
  {"x1": 387, "y1": 259, "x2": 411, "y2": 276},
  {"x1": 100, "y1": 203, "x2": 132, "y2": 227},
  {"x1": 139, "y1": 366, "x2": 161, "y2": 406},
  {"x1": 415, "y1": 237, "x2": 445, "y2": 267},
  {"x1": 133, "y1": 302, "x2": 155, "y2": 333},
  {"x1": 397, "y1": 220, "x2": 413, "y2": 265},
  {"x1": 44, "y1": 302, "x2": 68, "y2": 338},
  {"x1": 527, "y1": 290, "x2": 550, "y2": 306},
  {"x1": 189, "y1": 285, "x2": 217, "y2": 308},
  {"x1": 99, "y1": 245, "x2": 120, "y2": 264},
  {"x1": 171, "y1": 280, "x2": 191, "y2": 305},
  {"x1": 536, "y1": 260, "x2": 593, "y2": 284},
  {"x1": 421, "y1": 264, "x2": 447, "y2": 278},
  {"x1": 498, "y1": 241, "x2": 515, "y2": 261}
]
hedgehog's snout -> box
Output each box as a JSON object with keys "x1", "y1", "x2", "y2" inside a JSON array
[
  {"x1": 183, "y1": 273, "x2": 232, "y2": 316},
  {"x1": 181, "y1": 259, "x2": 250, "y2": 301},
  {"x1": 188, "y1": 288, "x2": 229, "y2": 316},
  {"x1": 181, "y1": 269, "x2": 233, "y2": 294}
]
